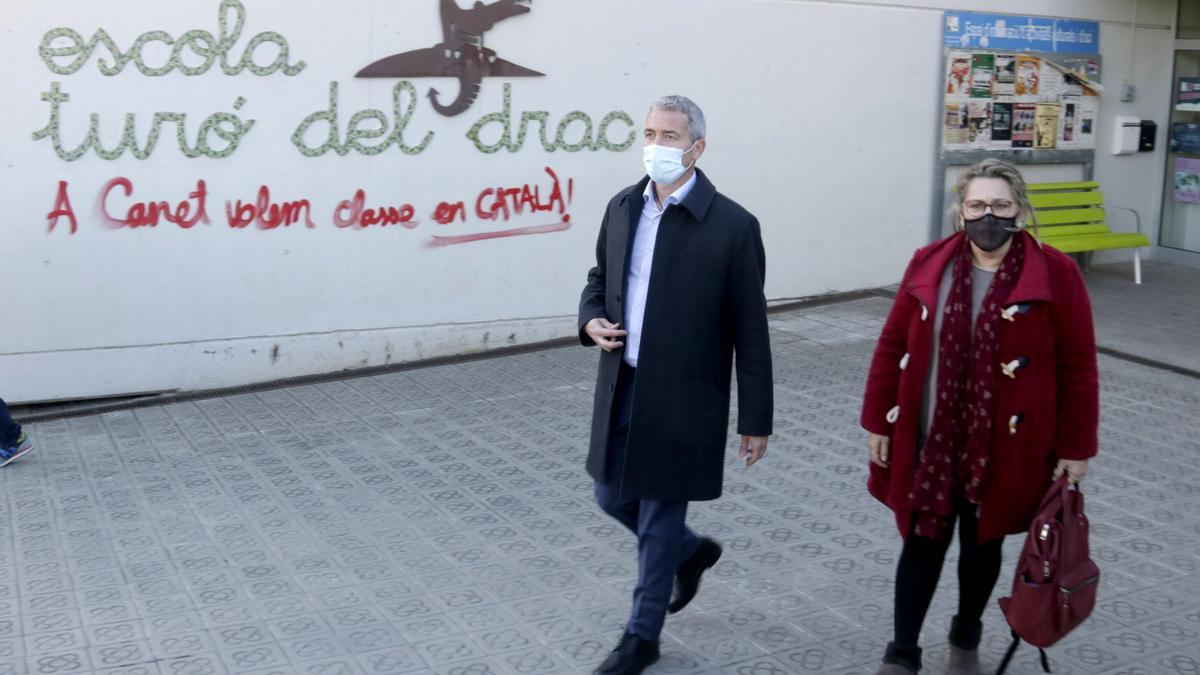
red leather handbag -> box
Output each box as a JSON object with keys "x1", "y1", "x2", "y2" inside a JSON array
[{"x1": 995, "y1": 476, "x2": 1099, "y2": 674}]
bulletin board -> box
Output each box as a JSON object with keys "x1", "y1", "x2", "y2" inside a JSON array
[
  {"x1": 930, "y1": 11, "x2": 1103, "y2": 240},
  {"x1": 942, "y1": 49, "x2": 1102, "y2": 162}
]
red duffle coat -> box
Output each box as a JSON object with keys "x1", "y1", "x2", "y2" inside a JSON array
[{"x1": 861, "y1": 231, "x2": 1099, "y2": 543}]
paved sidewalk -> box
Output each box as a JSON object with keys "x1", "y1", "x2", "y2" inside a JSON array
[
  {"x1": 3, "y1": 296, "x2": 1200, "y2": 675},
  {"x1": 1084, "y1": 260, "x2": 1200, "y2": 374}
]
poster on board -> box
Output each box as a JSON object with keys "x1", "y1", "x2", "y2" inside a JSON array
[
  {"x1": 1178, "y1": 78, "x2": 1200, "y2": 111},
  {"x1": 1012, "y1": 103, "x2": 1036, "y2": 148},
  {"x1": 994, "y1": 54, "x2": 1016, "y2": 96},
  {"x1": 1035, "y1": 103, "x2": 1060, "y2": 148},
  {"x1": 1073, "y1": 98, "x2": 1097, "y2": 148},
  {"x1": 1015, "y1": 55, "x2": 1040, "y2": 97},
  {"x1": 1038, "y1": 62, "x2": 1065, "y2": 101},
  {"x1": 1057, "y1": 57, "x2": 1101, "y2": 86},
  {"x1": 991, "y1": 102, "x2": 1013, "y2": 145},
  {"x1": 944, "y1": 102, "x2": 970, "y2": 146},
  {"x1": 971, "y1": 54, "x2": 995, "y2": 98},
  {"x1": 1061, "y1": 74, "x2": 1083, "y2": 97},
  {"x1": 1060, "y1": 101, "x2": 1078, "y2": 147},
  {"x1": 968, "y1": 101, "x2": 991, "y2": 145},
  {"x1": 1176, "y1": 158, "x2": 1200, "y2": 204},
  {"x1": 1172, "y1": 123, "x2": 1200, "y2": 154},
  {"x1": 947, "y1": 53, "x2": 971, "y2": 96}
]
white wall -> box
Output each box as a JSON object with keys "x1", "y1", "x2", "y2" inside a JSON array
[
  {"x1": 0, "y1": 0, "x2": 1178, "y2": 402},
  {"x1": 1091, "y1": 6, "x2": 1176, "y2": 265}
]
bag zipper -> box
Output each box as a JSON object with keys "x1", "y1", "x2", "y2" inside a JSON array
[{"x1": 1060, "y1": 575, "x2": 1099, "y2": 608}]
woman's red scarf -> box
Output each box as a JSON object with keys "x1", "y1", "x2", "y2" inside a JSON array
[{"x1": 908, "y1": 232, "x2": 1025, "y2": 539}]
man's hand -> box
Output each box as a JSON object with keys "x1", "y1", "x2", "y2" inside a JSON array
[
  {"x1": 1053, "y1": 459, "x2": 1089, "y2": 484},
  {"x1": 868, "y1": 433, "x2": 890, "y2": 468},
  {"x1": 585, "y1": 318, "x2": 627, "y2": 352},
  {"x1": 739, "y1": 435, "x2": 768, "y2": 467}
]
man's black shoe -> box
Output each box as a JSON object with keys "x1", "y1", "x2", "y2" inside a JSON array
[
  {"x1": 668, "y1": 537, "x2": 722, "y2": 614},
  {"x1": 593, "y1": 632, "x2": 660, "y2": 675}
]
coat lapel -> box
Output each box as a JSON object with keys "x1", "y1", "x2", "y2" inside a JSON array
[
  {"x1": 905, "y1": 234, "x2": 960, "y2": 310},
  {"x1": 612, "y1": 176, "x2": 651, "y2": 310},
  {"x1": 1002, "y1": 232, "x2": 1053, "y2": 304},
  {"x1": 611, "y1": 170, "x2": 712, "y2": 312},
  {"x1": 905, "y1": 231, "x2": 1053, "y2": 309},
  {"x1": 679, "y1": 169, "x2": 716, "y2": 222}
]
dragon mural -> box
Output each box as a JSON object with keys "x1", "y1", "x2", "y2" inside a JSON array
[{"x1": 356, "y1": 0, "x2": 543, "y2": 117}]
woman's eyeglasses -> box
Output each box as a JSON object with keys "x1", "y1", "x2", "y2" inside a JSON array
[{"x1": 962, "y1": 200, "x2": 1019, "y2": 219}]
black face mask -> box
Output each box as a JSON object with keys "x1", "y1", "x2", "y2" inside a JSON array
[{"x1": 963, "y1": 213, "x2": 1018, "y2": 252}]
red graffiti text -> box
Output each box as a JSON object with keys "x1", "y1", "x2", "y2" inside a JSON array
[
  {"x1": 97, "y1": 177, "x2": 211, "y2": 229},
  {"x1": 45, "y1": 168, "x2": 577, "y2": 246},
  {"x1": 431, "y1": 167, "x2": 573, "y2": 247},
  {"x1": 431, "y1": 201, "x2": 467, "y2": 225},
  {"x1": 334, "y1": 190, "x2": 418, "y2": 229},
  {"x1": 46, "y1": 181, "x2": 78, "y2": 234},
  {"x1": 474, "y1": 167, "x2": 572, "y2": 222},
  {"x1": 226, "y1": 186, "x2": 317, "y2": 229}
]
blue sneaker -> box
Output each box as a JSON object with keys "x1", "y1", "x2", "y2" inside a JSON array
[{"x1": 0, "y1": 431, "x2": 33, "y2": 467}]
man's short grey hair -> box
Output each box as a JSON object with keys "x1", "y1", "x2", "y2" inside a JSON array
[{"x1": 650, "y1": 95, "x2": 706, "y2": 142}]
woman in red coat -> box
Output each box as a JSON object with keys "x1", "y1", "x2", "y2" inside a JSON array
[{"x1": 861, "y1": 159, "x2": 1098, "y2": 674}]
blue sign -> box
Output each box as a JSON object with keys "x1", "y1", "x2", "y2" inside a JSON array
[{"x1": 943, "y1": 12, "x2": 1099, "y2": 54}]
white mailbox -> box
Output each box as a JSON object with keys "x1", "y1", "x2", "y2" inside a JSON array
[{"x1": 1112, "y1": 115, "x2": 1142, "y2": 155}]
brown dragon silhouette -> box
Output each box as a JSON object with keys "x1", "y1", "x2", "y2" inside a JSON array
[{"x1": 356, "y1": 0, "x2": 542, "y2": 117}]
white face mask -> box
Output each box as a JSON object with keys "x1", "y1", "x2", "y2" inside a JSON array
[{"x1": 643, "y1": 142, "x2": 697, "y2": 185}]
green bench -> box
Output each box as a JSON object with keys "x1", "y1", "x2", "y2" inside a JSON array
[{"x1": 1027, "y1": 181, "x2": 1150, "y2": 284}]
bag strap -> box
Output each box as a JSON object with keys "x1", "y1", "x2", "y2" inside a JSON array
[
  {"x1": 995, "y1": 630, "x2": 1020, "y2": 675},
  {"x1": 995, "y1": 629, "x2": 1053, "y2": 674},
  {"x1": 1060, "y1": 479, "x2": 1086, "y2": 568},
  {"x1": 1035, "y1": 476, "x2": 1066, "y2": 514}
]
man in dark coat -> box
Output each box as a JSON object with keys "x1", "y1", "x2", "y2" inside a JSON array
[{"x1": 577, "y1": 95, "x2": 773, "y2": 675}]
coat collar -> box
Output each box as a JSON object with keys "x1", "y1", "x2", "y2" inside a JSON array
[
  {"x1": 642, "y1": 170, "x2": 698, "y2": 209},
  {"x1": 621, "y1": 168, "x2": 716, "y2": 222},
  {"x1": 904, "y1": 231, "x2": 1052, "y2": 309},
  {"x1": 1006, "y1": 232, "x2": 1053, "y2": 304}
]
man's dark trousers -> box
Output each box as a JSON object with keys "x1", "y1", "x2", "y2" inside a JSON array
[
  {"x1": 593, "y1": 362, "x2": 702, "y2": 641},
  {"x1": 0, "y1": 399, "x2": 21, "y2": 447}
]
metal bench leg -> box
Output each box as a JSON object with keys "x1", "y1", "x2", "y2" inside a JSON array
[{"x1": 1134, "y1": 248, "x2": 1142, "y2": 285}]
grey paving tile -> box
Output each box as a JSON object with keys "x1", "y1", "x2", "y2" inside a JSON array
[
  {"x1": 0, "y1": 639, "x2": 20, "y2": 661},
  {"x1": 85, "y1": 641, "x2": 153, "y2": 671},
  {"x1": 5, "y1": 295, "x2": 1200, "y2": 674},
  {"x1": 1157, "y1": 651, "x2": 1200, "y2": 674},
  {"x1": 1084, "y1": 261, "x2": 1200, "y2": 373},
  {"x1": 770, "y1": 642, "x2": 854, "y2": 673},
  {"x1": 551, "y1": 634, "x2": 617, "y2": 670},
  {"x1": 159, "y1": 654, "x2": 229, "y2": 675},
  {"x1": 218, "y1": 641, "x2": 292, "y2": 672},
  {"x1": 25, "y1": 650, "x2": 92, "y2": 674},
  {"x1": 148, "y1": 630, "x2": 215, "y2": 659},
  {"x1": 94, "y1": 664, "x2": 162, "y2": 675},
  {"x1": 1096, "y1": 664, "x2": 1176, "y2": 675}
]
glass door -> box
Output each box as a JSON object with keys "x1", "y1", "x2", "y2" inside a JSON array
[{"x1": 1164, "y1": 50, "x2": 1200, "y2": 253}]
